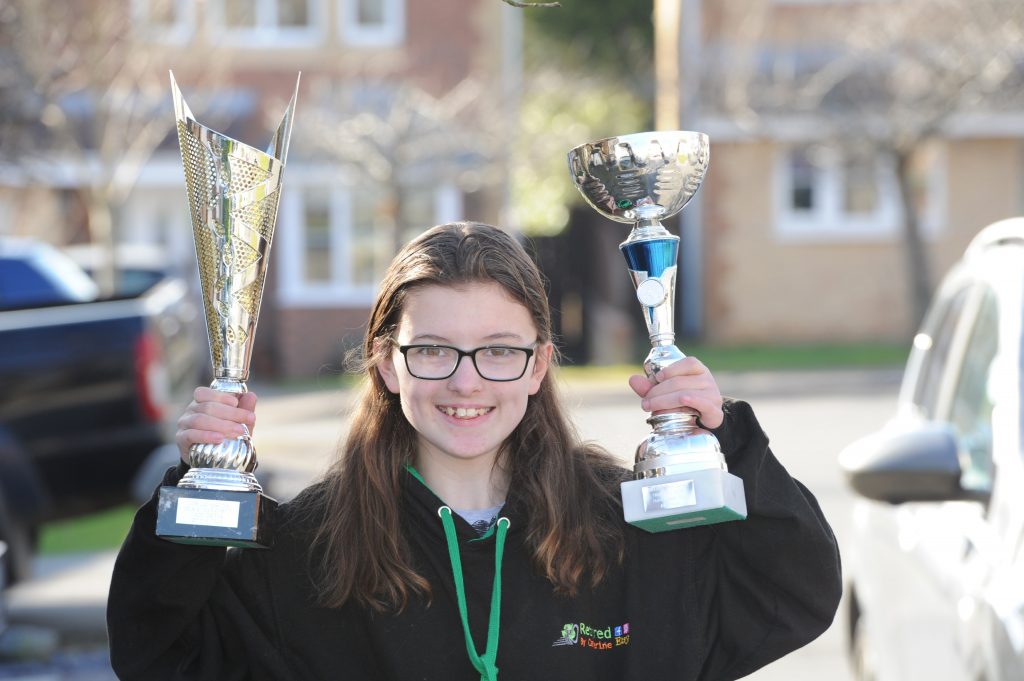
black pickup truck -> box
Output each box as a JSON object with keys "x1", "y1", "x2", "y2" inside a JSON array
[{"x1": 0, "y1": 238, "x2": 203, "y2": 583}]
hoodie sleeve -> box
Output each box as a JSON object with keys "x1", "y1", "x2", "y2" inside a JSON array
[
  {"x1": 690, "y1": 399, "x2": 843, "y2": 681},
  {"x1": 106, "y1": 464, "x2": 294, "y2": 681}
]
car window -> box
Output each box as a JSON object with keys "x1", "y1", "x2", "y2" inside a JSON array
[
  {"x1": 947, "y1": 288, "x2": 999, "y2": 492},
  {"x1": 912, "y1": 285, "x2": 972, "y2": 418},
  {"x1": 0, "y1": 258, "x2": 66, "y2": 308}
]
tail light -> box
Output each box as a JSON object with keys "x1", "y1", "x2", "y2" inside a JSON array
[{"x1": 134, "y1": 332, "x2": 169, "y2": 422}]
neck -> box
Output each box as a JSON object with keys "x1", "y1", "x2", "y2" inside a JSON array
[{"x1": 415, "y1": 452, "x2": 509, "y2": 511}]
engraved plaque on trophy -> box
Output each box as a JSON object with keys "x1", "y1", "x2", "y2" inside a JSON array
[
  {"x1": 567, "y1": 131, "x2": 747, "y2": 532},
  {"x1": 155, "y1": 72, "x2": 299, "y2": 547}
]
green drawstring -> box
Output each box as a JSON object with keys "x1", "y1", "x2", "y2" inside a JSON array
[{"x1": 439, "y1": 505, "x2": 510, "y2": 681}]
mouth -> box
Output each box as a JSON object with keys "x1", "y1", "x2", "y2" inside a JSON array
[{"x1": 437, "y1": 406, "x2": 494, "y2": 420}]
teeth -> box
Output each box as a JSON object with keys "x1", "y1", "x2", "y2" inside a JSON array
[{"x1": 440, "y1": 406, "x2": 491, "y2": 419}]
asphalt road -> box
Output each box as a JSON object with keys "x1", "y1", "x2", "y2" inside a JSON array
[{"x1": 1, "y1": 367, "x2": 901, "y2": 680}]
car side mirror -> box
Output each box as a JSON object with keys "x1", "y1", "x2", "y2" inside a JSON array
[{"x1": 839, "y1": 423, "x2": 977, "y2": 504}]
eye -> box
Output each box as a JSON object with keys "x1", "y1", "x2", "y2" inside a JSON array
[
  {"x1": 481, "y1": 346, "x2": 515, "y2": 359},
  {"x1": 411, "y1": 345, "x2": 453, "y2": 359}
]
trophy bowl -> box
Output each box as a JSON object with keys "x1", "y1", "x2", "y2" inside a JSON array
[
  {"x1": 568, "y1": 131, "x2": 709, "y2": 225},
  {"x1": 567, "y1": 131, "x2": 746, "y2": 532}
]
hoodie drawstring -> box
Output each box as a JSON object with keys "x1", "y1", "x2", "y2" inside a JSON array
[{"x1": 439, "y1": 505, "x2": 509, "y2": 681}]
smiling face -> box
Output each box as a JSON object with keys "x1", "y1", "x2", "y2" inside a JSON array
[{"x1": 377, "y1": 281, "x2": 552, "y2": 475}]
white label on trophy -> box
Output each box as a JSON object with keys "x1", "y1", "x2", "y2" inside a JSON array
[
  {"x1": 642, "y1": 480, "x2": 697, "y2": 511},
  {"x1": 636, "y1": 278, "x2": 667, "y2": 307},
  {"x1": 176, "y1": 498, "x2": 241, "y2": 528}
]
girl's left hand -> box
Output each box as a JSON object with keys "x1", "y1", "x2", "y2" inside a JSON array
[{"x1": 628, "y1": 356, "x2": 724, "y2": 430}]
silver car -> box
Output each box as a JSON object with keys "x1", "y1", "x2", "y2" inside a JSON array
[{"x1": 840, "y1": 218, "x2": 1024, "y2": 681}]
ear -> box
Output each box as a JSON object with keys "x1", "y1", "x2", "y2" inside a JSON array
[
  {"x1": 527, "y1": 342, "x2": 553, "y2": 395},
  {"x1": 373, "y1": 338, "x2": 401, "y2": 394}
]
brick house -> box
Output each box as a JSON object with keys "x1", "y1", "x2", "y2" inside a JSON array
[
  {"x1": 662, "y1": 0, "x2": 1024, "y2": 347},
  {"x1": 0, "y1": 0, "x2": 519, "y2": 378}
]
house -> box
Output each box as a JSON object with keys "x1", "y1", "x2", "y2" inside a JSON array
[
  {"x1": 663, "y1": 0, "x2": 1024, "y2": 346},
  {"x1": 0, "y1": 0, "x2": 520, "y2": 378}
]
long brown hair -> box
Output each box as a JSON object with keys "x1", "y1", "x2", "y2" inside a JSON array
[{"x1": 311, "y1": 222, "x2": 625, "y2": 611}]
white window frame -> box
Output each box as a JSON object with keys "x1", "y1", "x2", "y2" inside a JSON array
[
  {"x1": 208, "y1": 0, "x2": 326, "y2": 47},
  {"x1": 774, "y1": 142, "x2": 946, "y2": 243},
  {"x1": 278, "y1": 178, "x2": 462, "y2": 307},
  {"x1": 132, "y1": 0, "x2": 197, "y2": 45},
  {"x1": 340, "y1": 0, "x2": 405, "y2": 47}
]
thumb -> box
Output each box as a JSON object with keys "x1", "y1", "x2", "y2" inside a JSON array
[
  {"x1": 238, "y1": 391, "x2": 258, "y2": 413},
  {"x1": 628, "y1": 374, "x2": 654, "y2": 398}
]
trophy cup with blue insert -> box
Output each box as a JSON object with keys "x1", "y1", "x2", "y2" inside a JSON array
[{"x1": 567, "y1": 131, "x2": 747, "y2": 532}]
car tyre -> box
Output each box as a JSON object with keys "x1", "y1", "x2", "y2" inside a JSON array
[{"x1": 0, "y1": 491, "x2": 34, "y2": 585}]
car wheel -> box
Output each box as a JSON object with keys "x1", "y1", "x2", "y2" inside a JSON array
[{"x1": 0, "y1": 491, "x2": 34, "y2": 585}]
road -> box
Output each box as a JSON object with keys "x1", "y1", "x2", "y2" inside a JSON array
[{"x1": 1, "y1": 368, "x2": 900, "y2": 680}]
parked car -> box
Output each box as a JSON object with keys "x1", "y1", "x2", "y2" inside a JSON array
[
  {"x1": 839, "y1": 218, "x2": 1024, "y2": 681},
  {"x1": 0, "y1": 238, "x2": 202, "y2": 584}
]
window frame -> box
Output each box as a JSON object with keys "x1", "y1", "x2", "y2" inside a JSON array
[
  {"x1": 278, "y1": 179, "x2": 462, "y2": 307},
  {"x1": 207, "y1": 0, "x2": 327, "y2": 47},
  {"x1": 339, "y1": 0, "x2": 406, "y2": 47},
  {"x1": 773, "y1": 142, "x2": 946, "y2": 243},
  {"x1": 132, "y1": 0, "x2": 197, "y2": 45}
]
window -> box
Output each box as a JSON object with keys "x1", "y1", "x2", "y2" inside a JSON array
[
  {"x1": 910, "y1": 285, "x2": 971, "y2": 420},
  {"x1": 947, "y1": 289, "x2": 999, "y2": 492},
  {"x1": 340, "y1": 0, "x2": 405, "y2": 47},
  {"x1": 209, "y1": 0, "x2": 325, "y2": 46},
  {"x1": 133, "y1": 0, "x2": 196, "y2": 43},
  {"x1": 775, "y1": 142, "x2": 945, "y2": 241},
  {"x1": 282, "y1": 182, "x2": 461, "y2": 306}
]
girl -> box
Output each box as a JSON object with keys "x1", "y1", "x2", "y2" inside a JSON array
[{"x1": 107, "y1": 222, "x2": 841, "y2": 681}]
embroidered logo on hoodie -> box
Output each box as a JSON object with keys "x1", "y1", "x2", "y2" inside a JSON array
[{"x1": 551, "y1": 622, "x2": 630, "y2": 650}]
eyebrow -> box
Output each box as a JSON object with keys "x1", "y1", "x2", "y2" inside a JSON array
[{"x1": 408, "y1": 332, "x2": 528, "y2": 344}]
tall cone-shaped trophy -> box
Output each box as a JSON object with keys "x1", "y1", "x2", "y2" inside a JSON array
[
  {"x1": 156, "y1": 72, "x2": 299, "y2": 547},
  {"x1": 567, "y1": 131, "x2": 747, "y2": 532}
]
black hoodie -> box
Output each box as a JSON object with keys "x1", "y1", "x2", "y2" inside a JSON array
[{"x1": 107, "y1": 399, "x2": 842, "y2": 681}]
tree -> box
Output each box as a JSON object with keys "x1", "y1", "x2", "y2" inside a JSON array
[
  {"x1": 707, "y1": 0, "x2": 1024, "y2": 329},
  {"x1": 0, "y1": 0, "x2": 228, "y2": 295}
]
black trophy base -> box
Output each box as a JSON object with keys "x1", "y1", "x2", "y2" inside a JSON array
[{"x1": 156, "y1": 485, "x2": 277, "y2": 548}]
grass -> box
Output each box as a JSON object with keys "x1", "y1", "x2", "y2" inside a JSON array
[
  {"x1": 38, "y1": 504, "x2": 137, "y2": 555},
  {"x1": 38, "y1": 342, "x2": 905, "y2": 554},
  {"x1": 558, "y1": 341, "x2": 907, "y2": 380}
]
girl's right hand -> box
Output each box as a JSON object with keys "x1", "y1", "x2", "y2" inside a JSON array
[{"x1": 175, "y1": 387, "x2": 258, "y2": 464}]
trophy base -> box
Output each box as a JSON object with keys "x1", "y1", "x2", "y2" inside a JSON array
[
  {"x1": 621, "y1": 468, "x2": 747, "y2": 533},
  {"x1": 156, "y1": 486, "x2": 277, "y2": 548}
]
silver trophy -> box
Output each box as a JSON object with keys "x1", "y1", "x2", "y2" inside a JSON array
[
  {"x1": 156, "y1": 72, "x2": 299, "y2": 547},
  {"x1": 568, "y1": 131, "x2": 746, "y2": 532}
]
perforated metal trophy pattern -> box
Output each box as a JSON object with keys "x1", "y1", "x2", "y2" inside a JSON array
[
  {"x1": 155, "y1": 72, "x2": 299, "y2": 547},
  {"x1": 567, "y1": 131, "x2": 747, "y2": 532}
]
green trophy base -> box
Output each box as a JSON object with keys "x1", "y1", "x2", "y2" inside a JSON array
[
  {"x1": 156, "y1": 486, "x2": 277, "y2": 548},
  {"x1": 621, "y1": 468, "x2": 747, "y2": 533}
]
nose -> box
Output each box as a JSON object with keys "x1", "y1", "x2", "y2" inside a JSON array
[{"x1": 446, "y1": 354, "x2": 482, "y2": 393}]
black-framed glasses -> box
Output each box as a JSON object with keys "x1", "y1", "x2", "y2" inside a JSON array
[{"x1": 393, "y1": 341, "x2": 538, "y2": 381}]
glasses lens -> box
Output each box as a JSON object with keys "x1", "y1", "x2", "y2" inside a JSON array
[
  {"x1": 405, "y1": 346, "x2": 458, "y2": 379},
  {"x1": 474, "y1": 347, "x2": 529, "y2": 380}
]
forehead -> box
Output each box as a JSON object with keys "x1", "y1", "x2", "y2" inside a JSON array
[{"x1": 395, "y1": 282, "x2": 537, "y2": 341}]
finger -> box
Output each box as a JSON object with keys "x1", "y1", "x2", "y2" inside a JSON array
[
  {"x1": 175, "y1": 429, "x2": 226, "y2": 463},
  {"x1": 193, "y1": 386, "x2": 240, "y2": 407},
  {"x1": 178, "y1": 412, "x2": 249, "y2": 438},
  {"x1": 190, "y1": 400, "x2": 255, "y2": 427},
  {"x1": 628, "y1": 374, "x2": 654, "y2": 398},
  {"x1": 238, "y1": 392, "x2": 258, "y2": 412},
  {"x1": 641, "y1": 386, "x2": 722, "y2": 415},
  {"x1": 652, "y1": 356, "x2": 708, "y2": 381}
]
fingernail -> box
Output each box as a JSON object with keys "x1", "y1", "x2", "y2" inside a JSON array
[{"x1": 641, "y1": 399, "x2": 650, "y2": 410}]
